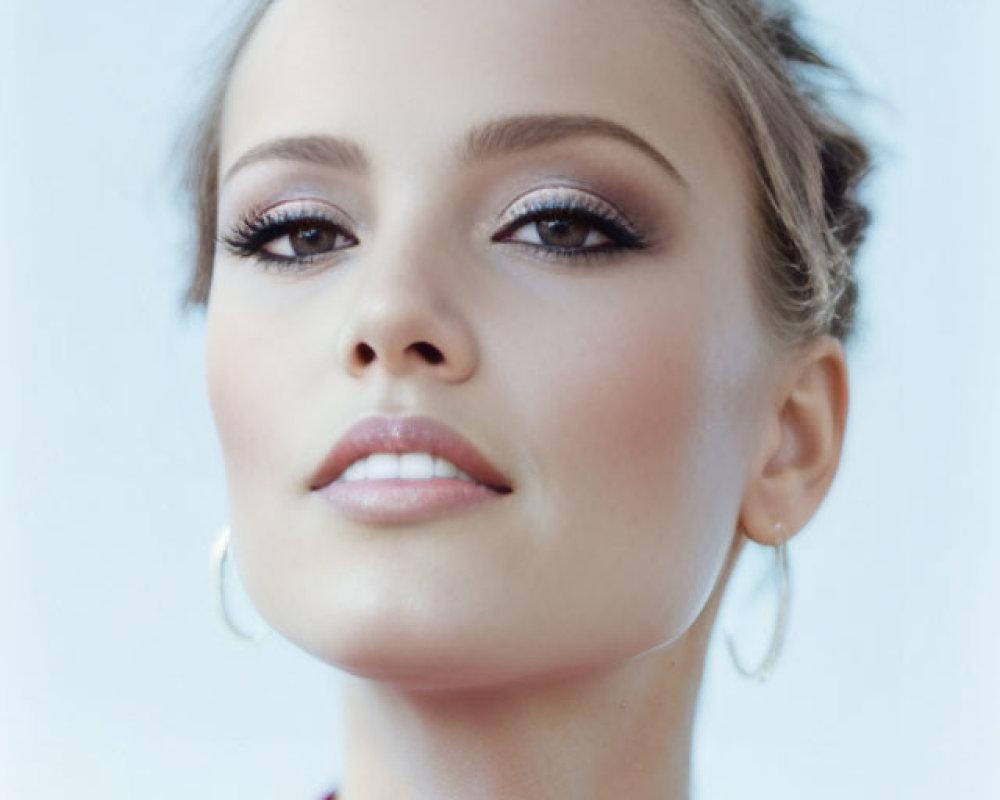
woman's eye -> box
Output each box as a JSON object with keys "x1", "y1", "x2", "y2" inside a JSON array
[
  {"x1": 263, "y1": 222, "x2": 355, "y2": 259},
  {"x1": 221, "y1": 209, "x2": 358, "y2": 266},
  {"x1": 491, "y1": 194, "x2": 648, "y2": 259},
  {"x1": 506, "y1": 216, "x2": 612, "y2": 250}
]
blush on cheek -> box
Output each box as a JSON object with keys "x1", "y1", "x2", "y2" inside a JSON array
[
  {"x1": 517, "y1": 296, "x2": 741, "y2": 637},
  {"x1": 204, "y1": 304, "x2": 281, "y2": 487},
  {"x1": 559, "y1": 312, "x2": 709, "y2": 489}
]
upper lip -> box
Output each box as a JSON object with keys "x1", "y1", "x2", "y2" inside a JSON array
[{"x1": 309, "y1": 415, "x2": 513, "y2": 492}]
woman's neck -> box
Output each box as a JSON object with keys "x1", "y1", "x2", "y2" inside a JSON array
[{"x1": 336, "y1": 591, "x2": 720, "y2": 800}]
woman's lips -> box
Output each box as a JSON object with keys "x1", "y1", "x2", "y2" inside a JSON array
[
  {"x1": 309, "y1": 415, "x2": 513, "y2": 524},
  {"x1": 316, "y1": 479, "x2": 506, "y2": 525}
]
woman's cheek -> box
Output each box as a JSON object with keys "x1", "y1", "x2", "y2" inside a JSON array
[
  {"x1": 205, "y1": 302, "x2": 292, "y2": 493},
  {"x1": 539, "y1": 293, "x2": 709, "y2": 489},
  {"x1": 507, "y1": 284, "x2": 749, "y2": 638}
]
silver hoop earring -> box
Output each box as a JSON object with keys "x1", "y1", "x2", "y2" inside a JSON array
[
  {"x1": 210, "y1": 525, "x2": 270, "y2": 644},
  {"x1": 726, "y1": 535, "x2": 790, "y2": 683}
]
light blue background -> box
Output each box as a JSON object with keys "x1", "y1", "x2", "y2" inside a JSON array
[{"x1": 2, "y1": 1, "x2": 997, "y2": 797}]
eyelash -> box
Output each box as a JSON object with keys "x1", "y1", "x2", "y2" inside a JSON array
[
  {"x1": 219, "y1": 192, "x2": 650, "y2": 269},
  {"x1": 490, "y1": 194, "x2": 649, "y2": 261},
  {"x1": 220, "y1": 207, "x2": 357, "y2": 269}
]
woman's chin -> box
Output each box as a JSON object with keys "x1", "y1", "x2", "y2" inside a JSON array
[
  {"x1": 300, "y1": 633, "x2": 533, "y2": 693},
  {"x1": 296, "y1": 625, "x2": 644, "y2": 696}
]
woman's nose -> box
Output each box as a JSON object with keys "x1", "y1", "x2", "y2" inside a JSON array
[{"x1": 335, "y1": 248, "x2": 479, "y2": 383}]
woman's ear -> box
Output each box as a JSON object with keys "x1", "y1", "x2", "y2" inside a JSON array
[{"x1": 740, "y1": 335, "x2": 849, "y2": 545}]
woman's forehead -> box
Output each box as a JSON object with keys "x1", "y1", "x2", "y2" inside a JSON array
[{"x1": 220, "y1": 0, "x2": 737, "y2": 185}]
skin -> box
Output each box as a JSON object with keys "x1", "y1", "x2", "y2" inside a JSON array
[{"x1": 205, "y1": 0, "x2": 849, "y2": 797}]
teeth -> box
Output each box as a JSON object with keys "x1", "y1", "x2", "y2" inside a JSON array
[
  {"x1": 433, "y1": 457, "x2": 458, "y2": 479},
  {"x1": 399, "y1": 453, "x2": 434, "y2": 479},
  {"x1": 365, "y1": 453, "x2": 399, "y2": 480},
  {"x1": 342, "y1": 460, "x2": 367, "y2": 481},
  {"x1": 337, "y1": 452, "x2": 475, "y2": 483}
]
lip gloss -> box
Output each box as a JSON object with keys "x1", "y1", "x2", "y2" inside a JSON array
[
  {"x1": 317, "y1": 477, "x2": 506, "y2": 525},
  {"x1": 309, "y1": 414, "x2": 513, "y2": 525}
]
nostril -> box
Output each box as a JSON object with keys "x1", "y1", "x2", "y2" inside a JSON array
[
  {"x1": 410, "y1": 341, "x2": 445, "y2": 365},
  {"x1": 353, "y1": 340, "x2": 445, "y2": 367},
  {"x1": 356, "y1": 342, "x2": 377, "y2": 365}
]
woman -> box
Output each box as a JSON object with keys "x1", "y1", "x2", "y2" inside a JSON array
[{"x1": 183, "y1": 0, "x2": 872, "y2": 796}]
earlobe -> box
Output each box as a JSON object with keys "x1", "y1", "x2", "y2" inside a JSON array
[{"x1": 740, "y1": 336, "x2": 849, "y2": 545}]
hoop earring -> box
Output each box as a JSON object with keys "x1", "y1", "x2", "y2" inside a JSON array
[
  {"x1": 210, "y1": 525, "x2": 270, "y2": 644},
  {"x1": 726, "y1": 534, "x2": 790, "y2": 683}
]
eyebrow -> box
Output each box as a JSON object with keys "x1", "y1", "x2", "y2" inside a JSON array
[
  {"x1": 463, "y1": 114, "x2": 688, "y2": 188},
  {"x1": 222, "y1": 113, "x2": 687, "y2": 188},
  {"x1": 222, "y1": 135, "x2": 369, "y2": 183}
]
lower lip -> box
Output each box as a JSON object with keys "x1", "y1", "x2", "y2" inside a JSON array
[{"x1": 314, "y1": 479, "x2": 508, "y2": 525}]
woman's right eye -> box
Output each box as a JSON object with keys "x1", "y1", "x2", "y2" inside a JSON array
[
  {"x1": 221, "y1": 210, "x2": 359, "y2": 267},
  {"x1": 261, "y1": 221, "x2": 356, "y2": 260}
]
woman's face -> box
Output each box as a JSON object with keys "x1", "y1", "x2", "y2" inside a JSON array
[{"x1": 207, "y1": 0, "x2": 778, "y2": 689}]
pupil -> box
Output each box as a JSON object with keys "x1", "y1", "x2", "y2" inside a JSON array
[
  {"x1": 537, "y1": 218, "x2": 589, "y2": 248},
  {"x1": 291, "y1": 226, "x2": 335, "y2": 256}
]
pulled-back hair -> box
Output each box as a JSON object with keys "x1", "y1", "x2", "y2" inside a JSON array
[
  {"x1": 678, "y1": 0, "x2": 871, "y2": 343},
  {"x1": 180, "y1": 0, "x2": 872, "y2": 344}
]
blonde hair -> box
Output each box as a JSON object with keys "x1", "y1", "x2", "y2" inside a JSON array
[
  {"x1": 679, "y1": 0, "x2": 871, "y2": 343},
  {"x1": 181, "y1": 0, "x2": 872, "y2": 344}
]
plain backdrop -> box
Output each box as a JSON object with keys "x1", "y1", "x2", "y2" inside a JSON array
[{"x1": 2, "y1": 1, "x2": 998, "y2": 798}]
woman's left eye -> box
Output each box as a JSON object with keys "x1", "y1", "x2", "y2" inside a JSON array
[
  {"x1": 492, "y1": 194, "x2": 648, "y2": 258},
  {"x1": 503, "y1": 214, "x2": 613, "y2": 250}
]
